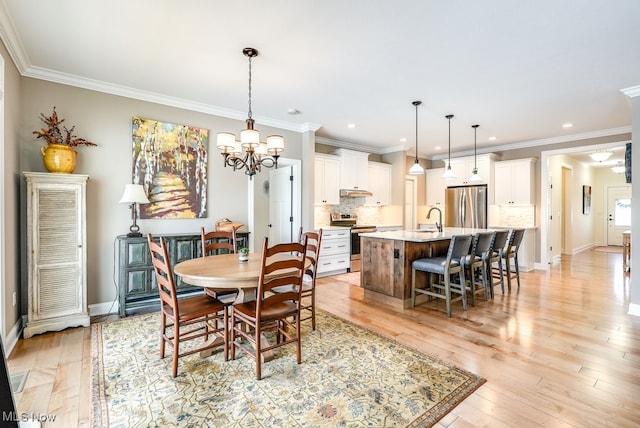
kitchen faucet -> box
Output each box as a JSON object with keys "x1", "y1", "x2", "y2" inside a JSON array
[{"x1": 427, "y1": 207, "x2": 443, "y2": 232}]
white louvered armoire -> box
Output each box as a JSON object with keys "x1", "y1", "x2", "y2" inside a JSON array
[{"x1": 23, "y1": 172, "x2": 90, "y2": 339}]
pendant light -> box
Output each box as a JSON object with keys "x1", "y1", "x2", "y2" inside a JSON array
[
  {"x1": 468, "y1": 124, "x2": 482, "y2": 183},
  {"x1": 408, "y1": 100, "x2": 425, "y2": 175},
  {"x1": 442, "y1": 114, "x2": 457, "y2": 179}
]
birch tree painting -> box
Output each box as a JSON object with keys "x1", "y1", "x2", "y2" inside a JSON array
[{"x1": 131, "y1": 117, "x2": 208, "y2": 219}]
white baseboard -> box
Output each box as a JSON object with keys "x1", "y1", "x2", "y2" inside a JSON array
[
  {"x1": 89, "y1": 301, "x2": 119, "y2": 317},
  {"x1": 628, "y1": 303, "x2": 640, "y2": 317},
  {"x1": 4, "y1": 318, "x2": 23, "y2": 356}
]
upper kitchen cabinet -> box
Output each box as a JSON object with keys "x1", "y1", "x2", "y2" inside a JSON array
[
  {"x1": 494, "y1": 158, "x2": 536, "y2": 205},
  {"x1": 314, "y1": 153, "x2": 341, "y2": 205},
  {"x1": 426, "y1": 168, "x2": 445, "y2": 206},
  {"x1": 331, "y1": 148, "x2": 369, "y2": 190},
  {"x1": 445, "y1": 154, "x2": 494, "y2": 186},
  {"x1": 365, "y1": 161, "x2": 392, "y2": 205}
]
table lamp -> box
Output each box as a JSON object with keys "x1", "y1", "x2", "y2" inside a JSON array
[{"x1": 119, "y1": 184, "x2": 150, "y2": 237}]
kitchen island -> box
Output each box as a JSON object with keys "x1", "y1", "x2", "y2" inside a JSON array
[{"x1": 359, "y1": 228, "x2": 494, "y2": 308}]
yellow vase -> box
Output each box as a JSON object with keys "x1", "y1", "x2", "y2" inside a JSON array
[{"x1": 41, "y1": 144, "x2": 77, "y2": 173}]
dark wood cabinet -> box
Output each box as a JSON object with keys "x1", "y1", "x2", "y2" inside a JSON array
[{"x1": 117, "y1": 232, "x2": 248, "y2": 316}]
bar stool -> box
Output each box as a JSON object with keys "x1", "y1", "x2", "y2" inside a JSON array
[
  {"x1": 503, "y1": 228, "x2": 525, "y2": 291},
  {"x1": 411, "y1": 234, "x2": 473, "y2": 318},
  {"x1": 488, "y1": 229, "x2": 511, "y2": 296},
  {"x1": 463, "y1": 232, "x2": 496, "y2": 304}
]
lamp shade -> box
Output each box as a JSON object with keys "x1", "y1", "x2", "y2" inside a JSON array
[
  {"x1": 119, "y1": 184, "x2": 149, "y2": 204},
  {"x1": 408, "y1": 160, "x2": 425, "y2": 175}
]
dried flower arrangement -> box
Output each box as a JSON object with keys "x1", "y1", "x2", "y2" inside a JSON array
[{"x1": 33, "y1": 107, "x2": 97, "y2": 147}]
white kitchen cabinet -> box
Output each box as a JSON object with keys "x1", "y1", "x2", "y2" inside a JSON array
[
  {"x1": 494, "y1": 158, "x2": 536, "y2": 205},
  {"x1": 426, "y1": 168, "x2": 445, "y2": 206},
  {"x1": 446, "y1": 155, "x2": 492, "y2": 186},
  {"x1": 317, "y1": 228, "x2": 351, "y2": 277},
  {"x1": 24, "y1": 172, "x2": 90, "y2": 338},
  {"x1": 314, "y1": 153, "x2": 341, "y2": 205},
  {"x1": 331, "y1": 148, "x2": 369, "y2": 190},
  {"x1": 365, "y1": 161, "x2": 392, "y2": 205}
]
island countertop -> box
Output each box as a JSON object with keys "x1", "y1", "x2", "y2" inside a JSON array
[{"x1": 359, "y1": 227, "x2": 497, "y2": 243}]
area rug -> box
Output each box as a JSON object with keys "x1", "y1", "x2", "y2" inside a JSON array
[
  {"x1": 92, "y1": 311, "x2": 485, "y2": 427},
  {"x1": 592, "y1": 246, "x2": 624, "y2": 254}
]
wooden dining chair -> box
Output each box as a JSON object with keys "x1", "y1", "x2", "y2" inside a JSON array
[
  {"x1": 271, "y1": 228, "x2": 323, "y2": 330},
  {"x1": 200, "y1": 227, "x2": 238, "y2": 303},
  {"x1": 148, "y1": 233, "x2": 228, "y2": 377},
  {"x1": 230, "y1": 236, "x2": 308, "y2": 380}
]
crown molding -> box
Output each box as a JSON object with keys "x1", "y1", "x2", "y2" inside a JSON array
[
  {"x1": 315, "y1": 136, "x2": 405, "y2": 155},
  {"x1": 430, "y1": 126, "x2": 632, "y2": 161},
  {"x1": 0, "y1": 2, "x2": 30, "y2": 72},
  {"x1": 621, "y1": 85, "x2": 640, "y2": 98}
]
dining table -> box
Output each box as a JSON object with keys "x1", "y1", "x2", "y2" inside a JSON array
[{"x1": 174, "y1": 251, "x2": 307, "y2": 360}]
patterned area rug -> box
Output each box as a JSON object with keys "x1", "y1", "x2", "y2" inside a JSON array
[{"x1": 92, "y1": 311, "x2": 485, "y2": 427}]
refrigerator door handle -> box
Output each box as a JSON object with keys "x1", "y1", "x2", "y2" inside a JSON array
[{"x1": 459, "y1": 189, "x2": 465, "y2": 227}]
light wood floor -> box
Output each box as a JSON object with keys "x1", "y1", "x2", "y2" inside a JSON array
[{"x1": 7, "y1": 249, "x2": 640, "y2": 427}]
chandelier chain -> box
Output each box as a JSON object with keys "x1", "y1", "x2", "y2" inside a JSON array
[{"x1": 247, "y1": 54, "x2": 253, "y2": 120}]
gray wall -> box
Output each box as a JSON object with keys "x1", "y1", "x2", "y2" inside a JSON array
[{"x1": 16, "y1": 77, "x2": 305, "y2": 317}]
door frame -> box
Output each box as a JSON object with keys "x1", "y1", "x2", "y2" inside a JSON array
[
  {"x1": 247, "y1": 158, "x2": 301, "y2": 251},
  {"x1": 540, "y1": 141, "x2": 627, "y2": 267},
  {"x1": 404, "y1": 175, "x2": 417, "y2": 229}
]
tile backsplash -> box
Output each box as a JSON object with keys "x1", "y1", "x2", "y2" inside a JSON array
[
  {"x1": 314, "y1": 198, "x2": 402, "y2": 226},
  {"x1": 489, "y1": 205, "x2": 535, "y2": 227}
]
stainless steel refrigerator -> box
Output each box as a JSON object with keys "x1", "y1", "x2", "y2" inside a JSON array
[{"x1": 445, "y1": 185, "x2": 488, "y2": 228}]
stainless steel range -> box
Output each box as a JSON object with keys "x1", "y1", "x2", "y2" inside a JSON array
[{"x1": 330, "y1": 213, "x2": 377, "y2": 272}]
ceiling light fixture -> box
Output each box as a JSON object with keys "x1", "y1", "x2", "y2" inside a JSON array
[
  {"x1": 216, "y1": 47, "x2": 284, "y2": 179},
  {"x1": 611, "y1": 161, "x2": 625, "y2": 174},
  {"x1": 468, "y1": 124, "x2": 482, "y2": 183},
  {"x1": 442, "y1": 114, "x2": 456, "y2": 179},
  {"x1": 589, "y1": 150, "x2": 613, "y2": 162},
  {"x1": 408, "y1": 100, "x2": 425, "y2": 175}
]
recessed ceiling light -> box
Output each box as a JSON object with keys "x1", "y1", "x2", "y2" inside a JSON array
[
  {"x1": 347, "y1": 123, "x2": 356, "y2": 129},
  {"x1": 434, "y1": 146, "x2": 442, "y2": 150},
  {"x1": 562, "y1": 123, "x2": 573, "y2": 128},
  {"x1": 287, "y1": 108, "x2": 301, "y2": 115},
  {"x1": 488, "y1": 136, "x2": 497, "y2": 141},
  {"x1": 400, "y1": 137, "x2": 407, "y2": 142}
]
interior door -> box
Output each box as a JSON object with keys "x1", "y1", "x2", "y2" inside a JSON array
[
  {"x1": 607, "y1": 186, "x2": 632, "y2": 246},
  {"x1": 269, "y1": 166, "x2": 294, "y2": 245},
  {"x1": 405, "y1": 176, "x2": 417, "y2": 229}
]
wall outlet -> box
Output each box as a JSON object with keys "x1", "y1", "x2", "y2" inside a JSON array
[{"x1": 12, "y1": 292, "x2": 16, "y2": 306}]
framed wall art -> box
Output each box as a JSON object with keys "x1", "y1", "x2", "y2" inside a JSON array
[
  {"x1": 582, "y1": 185, "x2": 591, "y2": 215},
  {"x1": 131, "y1": 117, "x2": 209, "y2": 219}
]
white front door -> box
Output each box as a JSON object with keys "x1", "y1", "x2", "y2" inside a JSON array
[
  {"x1": 269, "y1": 165, "x2": 295, "y2": 245},
  {"x1": 607, "y1": 185, "x2": 632, "y2": 246}
]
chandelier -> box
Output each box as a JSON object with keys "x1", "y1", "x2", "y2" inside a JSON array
[{"x1": 216, "y1": 48, "x2": 284, "y2": 179}]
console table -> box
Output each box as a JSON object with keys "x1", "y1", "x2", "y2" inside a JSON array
[{"x1": 116, "y1": 231, "x2": 249, "y2": 316}]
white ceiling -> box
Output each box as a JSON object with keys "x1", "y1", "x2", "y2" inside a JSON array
[{"x1": 1, "y1": 0, "x2": 638, "y2": 168}]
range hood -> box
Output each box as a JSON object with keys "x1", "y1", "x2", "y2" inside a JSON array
[{"x1": 340, "y1": 189, "x2": 373, "y2": 198}]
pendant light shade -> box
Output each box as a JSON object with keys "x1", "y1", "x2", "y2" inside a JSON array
[
  {"x1": 442, "y1": 114, "x2": 457, "y2": 179},
  {"x1": 468, "y1": 124, "x2": 482, "y2": 183},
  {"x1": 408, "y1": 100, "x2": 425, "y2": 175}
]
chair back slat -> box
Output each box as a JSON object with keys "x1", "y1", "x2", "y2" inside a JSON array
[
  {"x1": 201, "y1": 227, "x2": 237, "y2": 256},
  {"x1": 301, "y1": 229, "x2": 322, "y2": 279},
  {"x1": 147, "y1": 234, "x2": 180, "y2": 315},
  {"x1": 257, "y1": 237, "x2": 307, "y2": 315}
]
